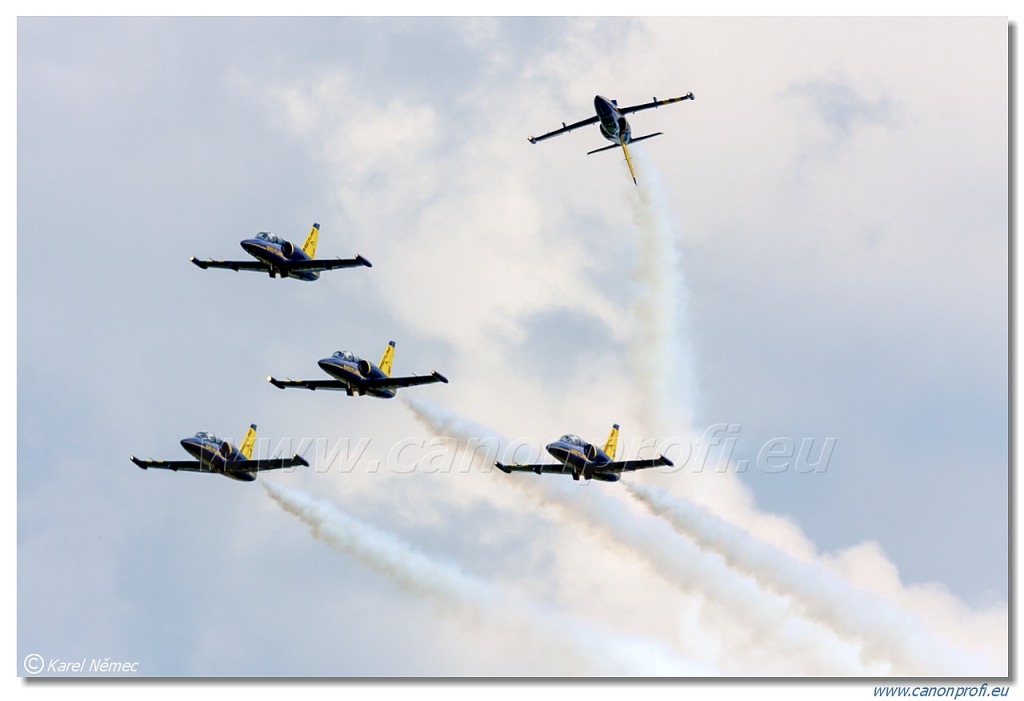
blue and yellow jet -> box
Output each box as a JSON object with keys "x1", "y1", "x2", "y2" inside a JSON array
[
  {"x1": 268, "y1": 341, "x2": 448, "y2": 398},
  {"x1": 130, "y1": 424, "x2": 308, "y2": 481},
  {"x1": 190, "y1": 222, "x2": 371, "y2": 281},
  {"x1": 495, "y1": 424, "x2": 673, "y2": 482},
  {"x1": 528, "y1": 93, "x2": 695, "y2": 185}
]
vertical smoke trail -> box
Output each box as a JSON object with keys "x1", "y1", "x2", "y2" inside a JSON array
[
  {"x1": 401, "y1": 397, "x2": 875, "y2": 675},
  {"x1": 628, "y1": 149, "x2": 695, "y2": 435},
  {"x1": 622, "y1": 153, "x2": 996, "y2": 675},
  {"x1": 625, "y1": 482, "x2": 982, "y2": 675},
  {"x1": 263, "y1": 481, "x2": 706, "y2": 676}
]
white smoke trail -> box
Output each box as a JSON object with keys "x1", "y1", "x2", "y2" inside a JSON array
[
  {"x1": 616, "y1": 151, "x2": 999, "y2": 675},
  {"x1": 263, "y1": 480, "x2": 706, "y2": 676},
  {"x1": 265, "y1": 480, "x2": 491, "y2": 608},
  {"x1": 402, "y1": 397, "x2": 878, "y2": 675},
  {"x1": 628, "y1": 149, "x2": 695, "y2": 435},
  {"x1": 625, "y1": 482, "x2": 984, "y2": 675}
]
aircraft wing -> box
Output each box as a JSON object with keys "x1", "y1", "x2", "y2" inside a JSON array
[
  {"x1": 130, "y1": 455, "x2": 308, "y2": 474},
  {"x1": 618, "y1": 93, "x2": 695, "y2": 116},
  {"x1": 527, "y1": 115, "x2": 600, "y2": 144},
  {"x1": 495, "y1": 456, "x2": 672, "y2": 476},
  {"x1": 190, "y1": 257, "x2": 268, "y2": 272},
  {"x1": 597, "y1": 456, "x2": 674, "y2": 473},
  {"x1": 280, "y1": 255, "x2": 373, "y2": 272},
  {"x1": 267, "y1": 377, "x2": 350, "y2": 391},
  {"x1": 130, "y1": 456, "x2": 212, "y2": 473},
  {"x1": 225, "y1": 454, "x2": 309, "y2": 473},
  {"x1": 359, "y1": 372, "x2": 449, "y2": 390},
  {"x1": 494, "y1": 461, "x2": 572, "y2": 475}
]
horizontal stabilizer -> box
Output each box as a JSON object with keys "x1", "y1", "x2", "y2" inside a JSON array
[
  {"x1": 587, "y1": 132, "x2": 663, "y2": 156},
  {"x1": 628, "y1": 132, "x2": 663, "y2": 145}
]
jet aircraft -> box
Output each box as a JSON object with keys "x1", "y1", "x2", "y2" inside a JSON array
[
  {"x1": 495, "y1": 424, "x2": 673, "y2": 482},
  {"x1": 268, "y1": 341, "x2": 448, "y2": 398},
  {"x1": 190, "y1": 222, "x2": 371, "y2": 281},
  {"x1": 130, "y1": 424, "x2": 308, "y2": 481},
  {"x1": 528, "y1": 93, "x2": 695, "y2": 185}
]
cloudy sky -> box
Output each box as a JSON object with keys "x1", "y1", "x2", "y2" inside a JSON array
[{"x1": 16, "y1": 16, "x2": 1007, "y2": 680}]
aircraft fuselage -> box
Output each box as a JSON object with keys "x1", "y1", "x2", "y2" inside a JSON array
[
  {"x1": 240, "y1": 237, "x2": 319, "y2": 281},
  {"x1": 545, "y1": 437, "x2": 618, "y2": 481},
  {"x1": 179, "y1": 434, "x2": 256, "y2": 481},
  {"x1": 594, "y1": 95, "x2": 631, "y2": 145},
  {"x1": 317, "y1": 355, "x2": 396, "y2": 398}
]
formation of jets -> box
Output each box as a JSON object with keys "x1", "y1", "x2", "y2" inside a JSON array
[{"x1": 133, "y1": 87, "x2": 693, "y2": 482}]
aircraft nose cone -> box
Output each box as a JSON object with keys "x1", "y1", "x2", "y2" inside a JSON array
[{"x1": 240, "y1": 239, "x2": 261, "y2": 256}]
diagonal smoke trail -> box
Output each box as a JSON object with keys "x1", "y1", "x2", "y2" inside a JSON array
[
  {"x1": 625, "y1": 482, "x2": 979, "y2": 675},
  {"x1": 263, "y1": 480, "x2": 706, "y2": 676},
  {"x1": 265, "y1": 480, "x2": 490, "y2": 608},
  {"x1": 402, "y1": 397, "x2": 875, "y2": 675}
]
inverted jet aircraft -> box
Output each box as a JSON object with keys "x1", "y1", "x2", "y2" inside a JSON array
[
  {"x1": 495, "y1": 424, "x2": 673, "y2": 482},
  {"x1": 268, "y1": 341, "x2": 448, "y2": 398},
  {"x1": 528, "y1": 93, "x2": 695, "y2": 185},
  {"x1": 130, "y1": 424, "x2": 308, "y2": 482},
  {"x1": 190, "y1": 222, "x2": 371, "y2": 281}
]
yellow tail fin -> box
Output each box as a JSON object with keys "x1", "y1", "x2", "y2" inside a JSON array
[
  {"x1": 378, "y1": 341, "x2": 396, "y2": 377},
  {"x1": 603, "y1": 424, "x2": 619, "y2": 460},
  {"x1": 239, "y1": 424, "x2": 257, "y2": 459},
  {"x1": 621, "y1": 144, "x2": 637, "y2": 185},
  {"x1": 301, "y1": 223, "x2": 320, "y2": 258}
]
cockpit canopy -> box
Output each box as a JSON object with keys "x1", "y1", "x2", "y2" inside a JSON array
[
  {"x1": 332, "y1": 350, "x2": 357, "y2": 362},
  {"x1": 559, "y1": 434, "x2": 585, "y2": 446},
  {"x1": 255, "y1": 231, "x2": 283, "y2": 244},
  {"x1": 195, "y1": 431, "x2": 221, "y2": 443}
]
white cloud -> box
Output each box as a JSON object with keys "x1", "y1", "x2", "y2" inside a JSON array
[{"x1": 17, "y1": 16, "x2": 1007, "y2": 678}]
